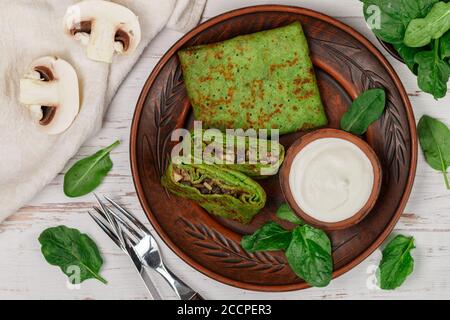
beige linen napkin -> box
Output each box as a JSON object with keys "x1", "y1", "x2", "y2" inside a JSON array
[{"x1": 0, "y1": 0, "x2": 206, "y2": 222}]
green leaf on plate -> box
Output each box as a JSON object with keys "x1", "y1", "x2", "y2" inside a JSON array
[
  {"x1": 415, "y1": 42, "x2": 450, "y2": 99},
  {"x1": 440, "y1": 31, "x2": 450, "y2": 60},
  {"x1": 404, "y1": 2, "x2": 450, "y2": 48},
  {"x1": 276, "y1": 203, "x2": 303, "y2": 225},
  {"x1": 285, "y1": 225, "x2": 333, "y2": 287},
  {"x1": 340, "y1": 88, "x2": 386, "y2": 135},
  {"x1": 361, "y1": 0, "x2": 439, "y2": 44},
  {"x1": 394, "y1": 43, "x2": 423, "y2": 74},
  {"x1": 241, "y1": 222, "x2": 292, "y2": 252}
]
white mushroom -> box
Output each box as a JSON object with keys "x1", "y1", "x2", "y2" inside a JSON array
[
  {"x1": 19, "y1": 56, "x2": 80, "y2": 135},
  {"x1": 63, "y1": 0, "x2": 141, "y2": 63}
]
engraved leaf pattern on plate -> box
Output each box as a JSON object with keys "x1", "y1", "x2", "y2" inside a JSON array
[
  {"x1": 311, "y1": 38, "x2": 407, "y2": 182},
  {"x1": 180, "y1": 218, "x2": 287, "y2": 273},
  {"x1": 148, "y1": 62, "x2": 185, "y2": 178}
]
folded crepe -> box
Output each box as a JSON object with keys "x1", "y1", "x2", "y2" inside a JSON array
[
  {"x1": 189, "y1": 130, "x2": 285, "y2": 178},
  {"x1": 178, "y1": 22, "x2": 327, "y2": 135},
  {"x1": 161, "y1": 162, "x2": 266, "y2": 224}
]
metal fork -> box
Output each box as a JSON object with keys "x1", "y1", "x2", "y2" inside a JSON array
[
  {"x1": 90, "y1": 194, "x2": 204, "y2": 300},
  {"x1": 88, "y1": 204, "x2": 162, "y2": 300}
]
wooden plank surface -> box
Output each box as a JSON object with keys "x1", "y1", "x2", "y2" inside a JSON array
[{"x1": 1, "y1": 0, "x2": 449, "y2": 300}]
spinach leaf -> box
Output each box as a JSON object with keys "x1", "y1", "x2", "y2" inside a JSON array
[
  {"x1": 276, "y1": 203, "x2": 303, "y2": 225},
  {"x1": 39, "y1": 226, "x2": 107, "y2": 284},
  {"x1": 378, "y1": 235, "x2": 415, "y2": 290},
  {"x1": 286, "y1": 225, "x2": 333, "y2": 287},
  {"x1": 394, "y1": 43, "x2": 423, "y2": 74},
  {"x1": 418, "y1": 115, "x2": 450, "y2": 189},
  {"x1": 404, "y1": 2, "x2": 450, "y2": 47},
  {"x1": 361, "y1": 0, "x2": 439, "y2": 44},
  {"x1": 415, "y1": 41, "x2": 450, "y2": 99},
  {"x1": 406, "y1": 0, "x2": 443, "y2": 16},
  {"x1": 440, "y1": 31, "x2": 450, "y2": 60},
  {"x1": 362, "y1": 1, "x2": 405, "y2": 44},
  {"x1": 241, "y1": 222, "x2": 292, "y2": 252},
  {"x1": 241, "y1": 215, "x2": 334, "y2": 287},
  {"x1": 340, "y1": 88, "x2": 386, "y2": 135},
  {"x1": 64, "y1": 140, "x2": 120, "y2": 197},
  {"x1": 361, "y1": 1, "x2": 449, "y2": 99}
]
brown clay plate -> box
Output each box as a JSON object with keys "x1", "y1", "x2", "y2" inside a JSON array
[{"x1": 130, "y1": 5, "x2": 417, "y2": 292}]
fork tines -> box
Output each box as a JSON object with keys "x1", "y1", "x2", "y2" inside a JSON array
[{"x1": 91, "y1": 194, "x2": 149, "y2": 247}]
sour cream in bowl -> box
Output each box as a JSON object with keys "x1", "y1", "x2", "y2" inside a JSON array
[{"x1": 280, "y1": 129, "x2": 382, "y2": 231}]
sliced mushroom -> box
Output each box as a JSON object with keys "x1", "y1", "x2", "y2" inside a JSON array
[
  {"x1": 63, "y1": 0, "x2": 141, "y2": 63},
  {"x1": 19, "y1": 56, "x2": 80, "y2": 135}
]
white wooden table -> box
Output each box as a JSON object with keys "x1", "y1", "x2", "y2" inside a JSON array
[{"x1": 1, "y1": 0, "x2": 449, "y2": 300}]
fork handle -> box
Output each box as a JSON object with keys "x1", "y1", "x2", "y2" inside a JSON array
[
  {"x1": 189, "y1": 292, "x2": 205, "y2": 300},
  {"x1": 155, "y1": 265, "x2": 205, "y2": 300}
]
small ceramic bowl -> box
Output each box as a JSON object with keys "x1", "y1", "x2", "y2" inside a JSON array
[
  {"x1": 279, "y1": 128, "x2": 382, "y2": 231},
  {"x1": 377, "y1": 38, "x2": 404, "y2": 63}
]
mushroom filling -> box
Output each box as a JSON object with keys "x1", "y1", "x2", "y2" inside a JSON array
[
  {"x1": 34, "y1": 67, "x2": 57, "y2": 126},
  {"x1": 71, "y1": 21, "x2": 130, "y2": 51},
  {"x1": 203, "y1": 141, "x2": 279, "y2": 165},
  {"x1": 173, "y1": 167, "x2": 242, "y2": 198}
]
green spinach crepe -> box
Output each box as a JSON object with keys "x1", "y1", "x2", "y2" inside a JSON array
[
  {"x1": 189, "y1": 130, "x2": 285, "y2": 178},
  {"x1": 161, "y1": 162, "x2": 266, "y2": 224},
  {"x1": 178, "y1": 22, "x2": 327, "y2": 134}
]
